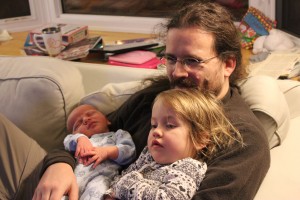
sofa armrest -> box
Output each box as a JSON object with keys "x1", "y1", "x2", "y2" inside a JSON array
[
  {"x1": 277, "y1": 79, "x2": 300, "y2": 119},
  {"x1": 72, "y1": 62, "x2": 163, "y2": 94},
  {"x1": 0, "y1": 56, "x2": 85, "y2": 151}
]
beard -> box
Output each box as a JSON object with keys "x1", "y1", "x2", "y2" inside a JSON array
[{"x1": 170, "y1": 77, "x2": 222, "y2": 96}]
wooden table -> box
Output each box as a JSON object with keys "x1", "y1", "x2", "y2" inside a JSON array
[
  {"x1": 0, "y1": 30, "x2": 252, "y2": 64},
  {"x1": 0, "y1": 30, "x2": 155, "y2": 56}
]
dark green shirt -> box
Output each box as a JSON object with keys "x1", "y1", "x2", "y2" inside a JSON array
[{"x1": 43, "y1": 77, "x2": 270, "y2": 200}]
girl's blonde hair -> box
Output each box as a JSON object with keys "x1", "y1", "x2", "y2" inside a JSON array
[{"x1": 154, "y1": 88, "x2": 243, "y2": 161}]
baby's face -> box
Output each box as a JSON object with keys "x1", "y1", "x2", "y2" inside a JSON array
[{"x1": 67, "y1": 105, "x2": 110, "y2": 137}]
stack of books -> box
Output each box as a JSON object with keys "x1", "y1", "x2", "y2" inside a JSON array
[
  {"x1": 23, "y1": 24, "x2": 102, "y2": 60},
  {"x1": 29, "y1": 24, "x2": 88, "y2": 46}
]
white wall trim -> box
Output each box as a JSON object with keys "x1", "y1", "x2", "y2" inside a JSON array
[{"x1": 249, "y1": 0, "x2": 276, "y2": 20}]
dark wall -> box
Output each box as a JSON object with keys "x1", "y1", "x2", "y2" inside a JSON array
[
  {"x1": 276, "y1": 0, "x2": 300, "y2": 37},
  {"x1": 0, "y1": 0, "x2": 31, "y2": 19},
  {"x1": 61, "y1": 0, "x2": 248, "y2": 20}
]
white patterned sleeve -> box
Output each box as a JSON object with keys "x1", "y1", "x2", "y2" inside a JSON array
[{"x1": 113, "y1": 158, "x2": 207, "y2": 200}]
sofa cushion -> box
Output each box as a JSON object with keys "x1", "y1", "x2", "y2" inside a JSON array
[
  {"x1": 0, "y1": 56, "x2": 85, "y2": 151},
  {"x1": 80, "y1": 80, "x2": 148, "y2": 115},
  {"x1": 73, "y1": 61, "x2": 164, "y2": 95},
  {"x1": 238, "y1": 75, "x2": 290, "y2": 148},
  {"x1": 277, "y1": 79, "x2": 300, "y2": 119}
]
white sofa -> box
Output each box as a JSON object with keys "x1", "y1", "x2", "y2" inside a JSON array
[{"x1": 0, "y1": 56, "x2": 299, "y2": 199}]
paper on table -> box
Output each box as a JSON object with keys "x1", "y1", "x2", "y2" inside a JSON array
[
  {"x1": 108, "y1": 57, "x2": 160, "y2": 69},
  {"x1": 108, "y1": 50, "x2": 156, "y2": 64},
  {"x1": 248, "y1": 51, "x2": 300, "y2": 78}
]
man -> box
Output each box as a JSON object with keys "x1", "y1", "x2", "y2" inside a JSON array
[{"x1": 1, "y1": 2, "x2": 270, "y2": 200}]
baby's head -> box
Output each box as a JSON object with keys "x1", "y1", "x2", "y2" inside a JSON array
[{"x1": 67, "y1": 104, "x2": 111, "y2": 137}]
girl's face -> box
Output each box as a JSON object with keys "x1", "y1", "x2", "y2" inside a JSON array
[{"x1": 148, "y1": 98, "x2": 195, "y2": 164}]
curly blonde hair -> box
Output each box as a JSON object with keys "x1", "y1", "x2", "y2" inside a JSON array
[{"x1": 154, "y1": 88, "x2": 243, "y2": 161}]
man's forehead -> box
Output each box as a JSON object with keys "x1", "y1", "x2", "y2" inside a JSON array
[
  {"x1": 165, "y1": 32, "x2": 216, "y2": 58},
  {"x1": 166, "y1": 27, "x2": 213, "y2": 36}
]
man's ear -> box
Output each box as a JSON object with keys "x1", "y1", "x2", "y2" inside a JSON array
[{"x1": 224, "y1": 57, "x2": 236, "y2": 77}]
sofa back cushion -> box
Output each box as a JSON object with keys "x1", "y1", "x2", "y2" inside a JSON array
[
  {"x1": 277, "y1": 79, "x2": 300, "y2": 119},
  {"x1": 0, "y1": 56, "x2": 85, "y2": 151}
]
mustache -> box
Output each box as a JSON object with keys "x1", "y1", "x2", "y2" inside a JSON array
[
  {"x1": 170, "y1": 77, "x2": 209, "y2": 90},
  {"x1": 170, "y1": 77, "x2": 197, "y2": 88}
]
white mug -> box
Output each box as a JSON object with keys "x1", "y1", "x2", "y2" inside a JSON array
[{"x1": 33, "y1": 27, "x2": 62, "y2": 56}]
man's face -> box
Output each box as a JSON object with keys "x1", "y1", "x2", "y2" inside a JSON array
[{"x1": 165, "y1": 27, "x2": 232, "y2": 98}]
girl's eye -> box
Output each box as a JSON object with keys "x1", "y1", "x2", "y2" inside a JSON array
[{"x1": 166, "y1": 123, "x2": 176, "y2": 129}]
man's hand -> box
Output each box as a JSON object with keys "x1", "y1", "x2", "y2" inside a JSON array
[{"x1": 32, "y1": 163, "x2": 78, "y2": 200}]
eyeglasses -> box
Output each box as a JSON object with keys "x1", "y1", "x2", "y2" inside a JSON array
[{"x1": 160, "y1": 54, "x2": 218, "y2": 70}]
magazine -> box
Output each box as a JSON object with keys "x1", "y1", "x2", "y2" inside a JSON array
[
  {"x1": 248, "y1": 50, "x2": 300, "y2": 78},
  {"x1": 56, "y1": 36, "x2": 102, "y2": 60}
]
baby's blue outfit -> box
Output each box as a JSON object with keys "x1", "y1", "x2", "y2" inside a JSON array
[{"x1": 63, "y1": 129, "x2": 136, "y2": 200}]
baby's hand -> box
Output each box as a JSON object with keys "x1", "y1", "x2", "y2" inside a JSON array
[
  {"x1": 103, "y1": 194, "x2": 116, "y2": 200},
  {"x1": 75, "y1": 136, "x2": 93, "y2": 164},
  {"x1": 82, "y1": 146, "x2": 118, "y2": 168}
]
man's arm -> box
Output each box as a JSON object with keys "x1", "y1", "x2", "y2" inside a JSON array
[
  {"x1": 41, "y1": 149, "x2": 76, "y2": 174},
  {"x1": 33, "y1": 163, "x2": 78, "y2": 200},
  {"x1": 33, "y1": 149, "x2": 77, "y2": 200}
]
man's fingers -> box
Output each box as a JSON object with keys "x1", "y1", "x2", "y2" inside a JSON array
[
  {"x1": 68, "y1": 177, "x2": 79, "y2": 200},
  {"x1": 32, "y1": 184, "x2": 52, "y2": 200},
  {"x1": 32, "y1": 189, "x2": 42, "y2": 200},
  {"x1": 33, "y1": 163, "x2": 75, "y2": 200}
]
